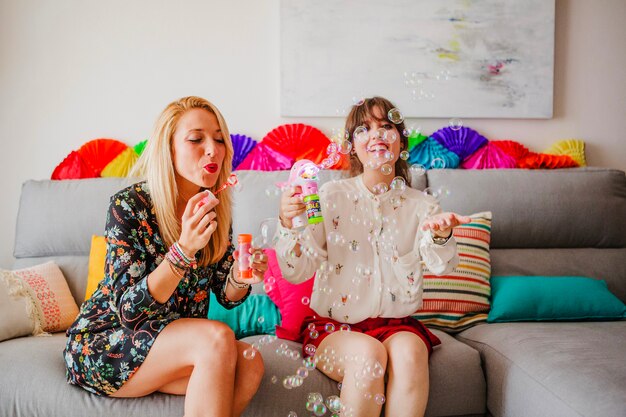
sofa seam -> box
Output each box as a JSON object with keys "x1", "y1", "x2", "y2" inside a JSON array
[{"x1": 455, "y1": 335, "x2": 586, "y2": 417}]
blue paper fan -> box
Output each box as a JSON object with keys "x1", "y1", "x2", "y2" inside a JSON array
[{"x1": 408, "y1": 137, "x2": 460, "y2": 169}]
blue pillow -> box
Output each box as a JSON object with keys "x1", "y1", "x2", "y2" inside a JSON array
[
  {"x1": 487, "y1": 276, "x2": 626, "y2": 323},
  {"x1": 207, "y1": 292, "x2": 281, "y2": 339}
]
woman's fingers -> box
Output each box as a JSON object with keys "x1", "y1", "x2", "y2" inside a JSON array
[{"x1": 183, "y1": 191, "x2": 212, "y2": 219}]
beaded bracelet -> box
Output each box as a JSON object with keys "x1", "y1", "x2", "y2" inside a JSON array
[
  {"x1": 165, "y1": 242, "x2": 198, "y2": 272},
  {"x1": 228, "y1": 265, "x2": 250, "y2": 289},
  {"x1": 166, "y1": 258, "x2": 186, "y2": 279}
]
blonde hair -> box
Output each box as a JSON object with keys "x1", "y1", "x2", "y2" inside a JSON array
[
  {"x1": 345, "y1": 97, "x2": 410, "y2": 183},
  {"x1": 131, "y1": 96, "x2": 234, "y2": 266}
]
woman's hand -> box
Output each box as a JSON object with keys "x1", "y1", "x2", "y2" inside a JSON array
[
  {"x1": 421, "y1": 212, "x2": 472, "y2": 238},
  {"x1": 279, "y1": 186, "x2": 306, "y2": 229},
  {"x1": 233, "y1": 248, "x2": 268, "y2": 285},
  {"x1": 178, "y1": 190, "x2": 219, "y2": 256}
]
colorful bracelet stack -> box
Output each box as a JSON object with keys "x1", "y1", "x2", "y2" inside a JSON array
[
  {"x1": 228, "y1": 265, "x2": 250, "y2": 289},
  {"x1": 165, "y1": 242, "x2": 197, "y2": 279}
]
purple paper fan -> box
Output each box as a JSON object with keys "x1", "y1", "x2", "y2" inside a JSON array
[
  {"x1": 431, "y1": 126, "x2": 488, "y2": 161},
  {"x1": 231, "y1": 133, "x2": 258, "y2": 170}
]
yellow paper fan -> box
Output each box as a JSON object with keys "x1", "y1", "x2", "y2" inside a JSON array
[
  {"x1": 101, "y1": 147, "x2": 138, "y2": 177},
  {"x1": 544, "y1": 139, "x2": 586, "y2": 166}
]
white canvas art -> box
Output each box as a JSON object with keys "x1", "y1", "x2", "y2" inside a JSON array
[{"x1": 280, "y1": 0, "x2": 555, "y2": 118}]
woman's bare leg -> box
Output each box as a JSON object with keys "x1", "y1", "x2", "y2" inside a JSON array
[
  {"x1": 155, "y1": 340, "x2": 264, "y2": 417},
  {"x1": 111, "y1": 318, "x2": 262, "y2": 417},
  {"x1": 382, "y1": 332, "x2": 430, "y2": 417},
  {"x1": 315, "y1": 331, "x2": 387, "y2": 417}
]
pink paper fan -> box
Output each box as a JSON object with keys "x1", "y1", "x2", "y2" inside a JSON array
[
  {"x1": 262, "y1": 124, "x2": 331, "y2": 164},
  {"x1": 236, "y1": 142, "x2": 294, "y2": 171},
  {"x1": 461, "y1": 142, "x2": 516, "y2": 169},
  {"x1": 51, "y1": 151, "x2": 98, "y2": 180},
  {"x1": 431, "y1": 126, "x2": 488, "y2": 161},
  {"x1": 230, "y1": 134, "x2": 257, "y2": 170}
]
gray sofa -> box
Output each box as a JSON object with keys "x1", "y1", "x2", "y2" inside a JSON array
[{"x1": 2, "y1": 167, "x2": 625, "y2": 417}]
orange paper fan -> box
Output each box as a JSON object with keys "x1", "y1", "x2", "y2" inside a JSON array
[
  {"x1": 517, "y1": 153, "x2": 580, "y2": 169},
  {"x1": 76, "y1": 139, "x2": 129, "y2": 176},
  {"x1": 51, "y1": 151, "x2": 98, "y2": 180},
  {"x1": 261, "y1": 124, "x2": 331, "y2": 165}
]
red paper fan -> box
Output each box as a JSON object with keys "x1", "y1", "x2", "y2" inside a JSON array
[
  {"x1": 492, "y1": 140, "x2": 530, "y2": 161},
  {"x1": 262, "y1": 124, "x2": 331, "y2": 164},
  {"x1": 51, "y1": 151, "x2": 97, "y2": 180},
  {"x1": 236, "y1": 142, "x2": 294, "y2": 171},
  {"x1": 517, "y1": 153, "x2": 579, "y2": 169},
  {"x1": 76, "y1": 139, "x2": 129, "y2": 176}
]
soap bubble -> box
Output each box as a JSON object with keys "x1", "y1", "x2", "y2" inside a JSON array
[
  {"x1": 271, "y1": 375, "x2": 278, "y2": 384},
  {"x1": 301, "y1": 296, "x2": 310, "y2": 305},
  {"x1": 328, "y1": 231, "x2": 345, "y2": 246},
  {"x1": 409, "y1": 164, "x2": 426, "y2": 177},
  {"x1": 449, "y1": 118, "x2": 463, "y2": 131},
  {"x1": 338, "y1": 140, "x2": 352, "y2": 155},
  {"x1": 308, "y1": 392, "x2": 324, "y2": 405},
  {"x1": 381, "y1": 164, "x2": 393, "y2": 175},
  {"x1": 326, "y1": 142, "x2": 339, "y2": 155},
  {"x1": 353, "y1": 126, "x2": 368, "y2": 143},
  {"x1": 257, "y1": 316, "x2": 265, "y2": 324},
  {"x1": 390, "y1": 176, "x2": 407, "y2": 192},
  {"x1": 340, "y1": 324, "x2": 351, "y2": 332},
  {"x1": 325, "y1": 323, "x2": 335, "y2": 333},
  {"x1": 243, "y1": 347, "x2": 257, "y2": 360},
  {"x1": 288, "y1": 412, "x2": 298, "y2": 417},
  {"x1": 372, "y1": 183, "x2": 389, "y2": 195},
  {"x1": 374, "y1": 393, "x2": 386, "y2": 405},
  {"x1": 264, "y1": 186, "x2": 281, "y2": 197},
  {"x1": 304, "y1": 344, "x2": 316, "y2": 356},
  {"x1": 375, "y1": 128, "x2": 387, "y2": 141},
  {"x1": 400, "y1": 150, "x2": 410, "y2": 160},
  {"x1": 352, "y1": 96, "x2": 365, "y2": 106},
  {"x1": 384, "y1": 132, "x2": 397, "y2": 144},
  {"x1": 388, "y1": 108, "x2": 404, "y2": 124},
  {"x1": 326, "y1": 395, "x2": 342, "y2": 412},
  {"x1": 297, "y1": 366, "x2": 309, "y2": 378},
  {"x1": 431, "y1": 157, "x2": 446, "y2": 169},
  {"x1": 313, "y1": 403, "x2": 327, "y2": 416},
  {"x1": 309, "y1": 330, "x2": 319, "y2": 339}
]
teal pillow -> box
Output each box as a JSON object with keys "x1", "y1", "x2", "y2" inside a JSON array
[
  {"x1": 208, "y1": 292, "x2": 281, "y2": 339},
  {"x1": 487, "y1": 276, "x2": 626, "y2": 323}
]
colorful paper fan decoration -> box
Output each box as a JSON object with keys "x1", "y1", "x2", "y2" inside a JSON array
[
  {"x1": 236, "y1": 142, "x2": 294, "y2": 171},
  {"x1": 431, "y1": 126, "x2": 488, "y2": 161},
  {"x1": 517, "y1": 153, "x2": 580, "y2": 169},
  {"x1": 231, "y1": 134, "x2": 258, "y2": 170},
  {"x1": 543, "y1": 139, "x2": 586, "y2": 167},
  {"x1": 408, "y1": 137, "x2": 460, "y2": 170},
  {"x1": 492, "y1": 140, "x2": 531, "y2": 161},
  {"x1": 76, "y1": 139, "x2": 129, "y2": 176},
  {"x1": 51, "y1": 151, "x2": 97, "y2": 180},
  {"x1": 133, "y1": 140, "x2": 148, "y2": 156},
  {"x1": 101, "y1": 147, "x2": 139, "y2": 177},
  {"x1": 408, "y1": 132, "x2": 429, "y2": 152},
  {"x1": 461, "y1": 142, "x2": 517, "y2": 169},
  {"x1": 261, "y1": 124, "x2": 331, "y2": 165}
]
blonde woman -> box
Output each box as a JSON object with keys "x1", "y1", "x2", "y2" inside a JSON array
[{"x1": 64, "y1": 96, "x2": 266, "y2": 417}]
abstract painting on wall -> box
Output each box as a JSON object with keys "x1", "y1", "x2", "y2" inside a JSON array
[{"x1": 280, "y1": 0, "x2": 555, "y2": 118}]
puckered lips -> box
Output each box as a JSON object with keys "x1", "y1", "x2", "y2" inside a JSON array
[{"x1": 203, "y1": 163, "x2": 218, "y2": 174}]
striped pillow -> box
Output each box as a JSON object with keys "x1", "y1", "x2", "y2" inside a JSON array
[{"x1": 414, "y1": 211, "x2": 492, "y2": 333}]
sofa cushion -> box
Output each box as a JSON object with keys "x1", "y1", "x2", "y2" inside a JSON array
[
  {"x1": 427, "y1": 167, "x2": 626, "y2": 249},
  {"x1": 0, "y1": 334, "x2": 185, "y2": 417},
  {"x1": 14, "y1": 178, "x2": 133, "y2": 258},
  {"x1": 457, "y1": 322, "x2": 626, "y2": 417},
  {"x1": 490, "y1": 248, "x2": 626, "y2": 303},
  {"x1": 414, "y1": 212, "x2": 492, "y2": 333},
  {"x1": 488, "y1": 276, "x2": 626, "y2": 322},
  {"x1": 0, "y1": 262, "x2": 79, "y2": 340}
]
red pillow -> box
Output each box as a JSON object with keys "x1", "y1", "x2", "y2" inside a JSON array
[{"x1": 264, "y1": 249, "x2": 315, "y2": 340}]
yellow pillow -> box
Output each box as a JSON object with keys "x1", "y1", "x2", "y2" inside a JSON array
[{"x1": 85, "y1": 235, "x2": 107, "y2": 300}]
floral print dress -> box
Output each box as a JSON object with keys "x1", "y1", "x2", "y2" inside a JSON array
[{"x1": 63, "y1": 182, "x2": 249, "y2": 396}]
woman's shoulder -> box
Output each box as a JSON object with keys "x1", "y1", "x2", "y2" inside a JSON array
[{"x1": 110, "y1": 181, "x2": 151, "y2": 210}]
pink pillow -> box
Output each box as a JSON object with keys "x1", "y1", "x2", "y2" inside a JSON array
[{"x1": 264, "y1": 249, "x2": 315, "y2": 341}]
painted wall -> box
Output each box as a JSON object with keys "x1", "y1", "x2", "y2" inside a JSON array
[{"x1": 1, "y1": 0, "x2": 625, "y2": 267}]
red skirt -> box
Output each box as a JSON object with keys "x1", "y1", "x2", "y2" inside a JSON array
[{"x1": 297, "y1": 315, "x2": 441, "y2": 358}]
